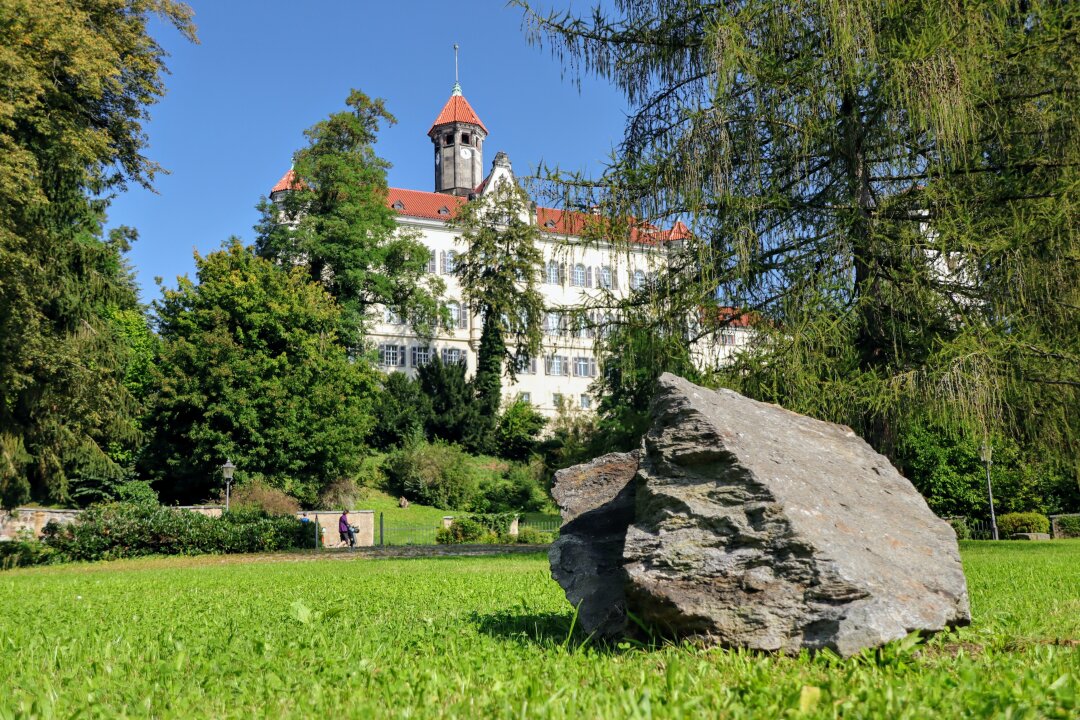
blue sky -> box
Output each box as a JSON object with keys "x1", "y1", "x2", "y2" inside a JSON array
[{"x1": 107, "y1": 1, "x2": 628, "y2": 302}]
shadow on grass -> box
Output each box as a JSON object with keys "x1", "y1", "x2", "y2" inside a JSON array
[{"x1": 469, "y1": 609, "x2": 621, "y2": 652}]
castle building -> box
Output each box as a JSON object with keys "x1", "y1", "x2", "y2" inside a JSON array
[{"x1": 272, "y1": 84, "x2": 751, "y2": 417}]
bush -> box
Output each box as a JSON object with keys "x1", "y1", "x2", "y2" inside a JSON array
[
  {"x1": 997, "y1": 512, "x2": 1050, "y2": 537},
  {"x1": 40, "y1": 502, "x2": 309, "y2": 562},
  {"x1": 494, "y1": 400, "x2": 547, "y2": 460},
  {"x1": 947, "y1": 517, "x2": 972, "y2": 540},
  {"x1": 514, "y1": 526, "x2": 553, "y2": 544},
  {"x1": 1053, "y1": 515, "x2": 1080, "y2": 539},
  {"x1": 436, "y1": 517, "x2": 493, "y2": 545},
  {"x1": 0, "y1": 538, "x2": 56, "y2": 570},
  {"x1": 385, "y1": 441, "x2": 482, "y2": 510},
  {"x1": 228, "y1": 479, "x2": 301, "y2": 516}
]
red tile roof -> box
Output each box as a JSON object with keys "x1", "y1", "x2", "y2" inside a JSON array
[
  {"x1": 429, "y1": 94, "x2": 488, "y2": 134},
  {"x1": 270, "y1": 168, "x2": 685, "y2": 243},
  {"x1": 699, "y1": 306, "x2": 757, "y2": 328},
  {"x1": 386, "y1": 187, "x2": 467, "y2": 220},
  {"x1": 271, "y1": 168, "x2": 300, "y2": 193}
]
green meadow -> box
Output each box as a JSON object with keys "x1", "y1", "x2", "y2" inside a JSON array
[{"x1": 1, "y1": 542, "x2": 1077, "y2": 719}]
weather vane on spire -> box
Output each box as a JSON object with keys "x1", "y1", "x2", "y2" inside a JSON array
[{"x1": 452, "y1": 43, "x2": 462, "y2": 96}]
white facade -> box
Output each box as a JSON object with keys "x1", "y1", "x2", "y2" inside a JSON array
[{"x1": 274, "y1": 87, "x2": 751, "y2": 418}]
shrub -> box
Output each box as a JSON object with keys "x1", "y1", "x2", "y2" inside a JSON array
[
  {"x1": 40, "y1": 502, "x2": 309, "y2": 562},
  {"x1": 319, "y1": 477, "x2": 363, "y2": 511},
  {"x1": 385, "y1": 441, "x2": 481, "y2": 510},
  {"x1": 494, "y1": 400, "x2": 547, "y2": 460},
  {"x1": 1053, "y1": 515, "x2": 1080, "y2": 539},
  {"x1": 0, "y1": 538, "x2": 56, "y2": 570},
  {"x1": 997, "y1": 512, "x2": 1050, "y2": 537},
  {"x1": 228, "y1": 479, "x2": 300, "y2": 516},
  {"x1": 436, "y1": 517, "x2": 493, "y2": 545},
  {"x1": 514, "y1": 526, "x2": 553, "y2": 545},
  {"x1": 947, "y1": 517, "x2": 972, "y2": 540}
]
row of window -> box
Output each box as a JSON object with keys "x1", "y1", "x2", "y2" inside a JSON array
[
  {"x1": 423, "y1": 250, "x2": 654, "y2": 292},
  {"x1": 377, "y1": 344, "x2": 596, "y2": 379},
  {"x1": 384, "y1": 303, "x2": 469, "y2": 330},
  {"x1": 518, "y1": 392, "x2": 592, "y2": 410},
  {"x1": 378, "y1": 345, "x2": 467, "y2": 368}
]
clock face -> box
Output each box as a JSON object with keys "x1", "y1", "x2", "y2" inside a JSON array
[{"x1": 460, "y1": 148, "x2": 472, "y2": 159}]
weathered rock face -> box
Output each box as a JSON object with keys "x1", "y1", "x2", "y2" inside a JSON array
[
  {"x1": 548, "y1": 374, "x2": 971, "y2": 656},
  {"x1": 548, "y1": 452, "x2": 639, "y2": 638}
]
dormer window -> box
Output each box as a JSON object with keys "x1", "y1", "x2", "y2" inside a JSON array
[
  {"x1": 438, "y1": 206, "x2": 450, "y2": 216},
  {"x1": 544, "y1": 219, "x2": 557, "y2": 229},
  {"x1": 392, "y1": 200, "x2": 405, "y2": 211}
]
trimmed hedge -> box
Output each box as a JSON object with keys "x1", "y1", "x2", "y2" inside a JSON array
[
  {"x1": 38, "y1": 502, "x2": 310, "y2": 563},
  {"x1": 997, "y1": 512, "x2": 1050, "y2": 537}
]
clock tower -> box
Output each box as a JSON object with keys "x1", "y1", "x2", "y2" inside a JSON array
[{"x1": 428, "y1": 81, "x2": 487, "y2": 197}]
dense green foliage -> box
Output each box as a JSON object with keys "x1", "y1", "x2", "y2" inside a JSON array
[
  {"x1": 494, "y1": 399, "x2": 548, "y2": 461},
  {"x1": 0, "y1": 502, "x2": 309, "y2": 568},
  {"x1": 0, "y1": 1, "x2": 195, "y2": 508},
  {"x1": 1055, "y1": 516, "x2": 1080, "y2": 539},
  {"x1": 142, "y1": 242, "x2": 377, "y2": 505},
  {"x1": 518, "y1": 0, "x2": 1080, "y2": 516},
  {"x1": 383, "y1": 441, "x2": 550, "y2": 513},
  {"x1": 997, "y1": 512, "x2": 1051, "y2": 538},
  {"x1": 1, "y1": 544, "x2": 1077, "y2": 717},
  {"x1": 254, "y1": 90, "x2": 444, "y2": 345},
  {"x1": 369, "y1": 372, "x2": 430, "y2": 450}
]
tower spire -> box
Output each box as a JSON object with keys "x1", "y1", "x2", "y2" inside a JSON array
[{"x1": 452, "y1": 43, "x2": 461, "y2": 96}]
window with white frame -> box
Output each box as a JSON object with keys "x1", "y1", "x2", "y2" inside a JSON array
[
  {"x1": 600, "y1": 265, "x2": 614, "y2": 289},
  {"x1": 580, "y1": 394, "x2": 592, "y2": 410},
  {"x1": 546, "y1": 260, "x2": 560, "y2": 285},
  {"x1": 378, "y1": 344, "x2": 406, "y2": 367},
  {"x1": 552, "y1": 393, "x2": 564, "y2": 407},
  {"x1": 411, "y1": 346, "x2": 433, "y2": 367},
  {"x1": 632, "y1": 270, "x2": 646, "y2": 290},
  {"x1": 544, "y1": 311, "x2": 561, "y2": 337},
  {"x1": 718, "y1": 331, "x2": 737, "y2": 347},
  {"x1": 545, "y1": 355, "x2": 569, "y2": 376},
  {"x1": 426, "y1": 250, "x2": 437, "y2": 274},
  {"x1": 571, "y1": 263, "x2": 587, "y2": 287},
  {"x1": 447, "y1": 302, "x2": 468, "y2": 330},
  {"x1": 441, "y1": 348, "x2": 467, "y2": 366},
  {"x1": 518, "y1": 392, "x2": 531, "y2": 404},
  {"x1": 384, "y1": 307, "x2": 405, "y2": 325},
  {"x1": 445, "y1": 250, "x2": 457, "y2": 274},
  {"x1": 573, "y1": 356, "x2": 597, "y2": 378}
]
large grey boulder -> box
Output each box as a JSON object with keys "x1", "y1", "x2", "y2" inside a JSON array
[
  {"x1": 624, "y1": 374, "x2": 970, "y2": 655},
  {"x1": 548, "y1": 452, "x2": 639, "y2": 638},
  {"x1": 548, "y1": 374, "x2": 970, "y2": 656}
]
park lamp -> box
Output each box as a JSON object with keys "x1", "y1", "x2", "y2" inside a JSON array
[
  {"x1": 978, "y1": 439, "x2": 999, "y2": 541},
  {"x1": 221, "y1": 459, "x2": 236, "y2": 512}
]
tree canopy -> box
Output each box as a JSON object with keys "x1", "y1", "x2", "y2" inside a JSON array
[
  {"x1": 255, "y1": 90, "x2": 446, "y2": 347},
  {"x1": 518, "y1": 0, "x2": 1079, "y2": 505},
  {"x1": 0, "y1": 0, "x2": 196, "y2": 507},
  {"x1": 142, "y1": 241, "x2": 378, "y2": 506}
]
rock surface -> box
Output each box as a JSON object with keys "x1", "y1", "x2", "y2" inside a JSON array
[
  {"x1": 548, "y1": 374, "x2": 971, "y2": 656},
  {"x1": 548, "y1": 452, "x2": 639, "y2": 638}
]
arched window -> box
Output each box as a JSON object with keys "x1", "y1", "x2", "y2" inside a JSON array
[
  {"x1": 600, "y1": 265, "x2": 613, "y2": 289},
  {"x1": 546, "y1": 260, "x2": 560, "y2": 285},
  {"x1": 632, "y1": 270, "x2": 646, "y2": 290},
  {"x1": 571, "y1": 264, "x2": 587, "y2": 287}
]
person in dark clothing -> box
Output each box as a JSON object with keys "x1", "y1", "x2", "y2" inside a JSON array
[{"x1": 338, "y1": 510, "x2": 354, "y2": 548}]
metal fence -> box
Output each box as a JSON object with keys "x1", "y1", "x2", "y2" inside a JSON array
[
  {"x1": 377, "y1": 514, "x2": 441, "y2": 546},
  {"x1": 519, "y1": 514, "x2": 561, "y2": 535}
]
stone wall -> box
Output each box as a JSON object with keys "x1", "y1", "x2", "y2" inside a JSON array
[{"x1": 0, "y1": 508, "x2": 81, "y2": 541}]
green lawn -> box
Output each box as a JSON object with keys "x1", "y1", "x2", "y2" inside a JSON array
[{"x1": 0, "y1": 542, "x2": 1076, "y2": 719}]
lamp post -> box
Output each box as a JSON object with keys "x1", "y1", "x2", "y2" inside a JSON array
[
  {"x1": 221, "y1": 459, "x2": 236, "y2": 512},
  {"x1": 979, "y1": 440, "x2": 998, "y2": 540}
]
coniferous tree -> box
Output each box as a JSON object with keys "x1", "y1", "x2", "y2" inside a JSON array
[
  {"x1": 0, "y1": 1, "x2": 196, "y2": 507},
  {"x1": 517, "y1": 0, "x2": 1079, "y2": 507},
  {"x1": 450, "y1": 179, "x2": 545, "y2": 447},
  {"x1": 255, "y1": 90, "x2": 446, "y2": 348}
]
